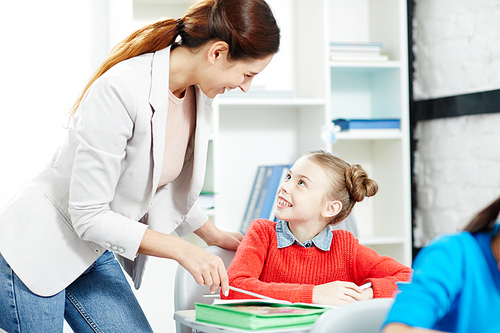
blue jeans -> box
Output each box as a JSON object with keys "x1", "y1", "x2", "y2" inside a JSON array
[{"x1": 0, "y1": 251, "x2": 153, "y2": 333}]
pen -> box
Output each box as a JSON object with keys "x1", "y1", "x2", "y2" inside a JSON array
[
  {"x1": 360, "y1": 282, "x2": 372, "y2": 290},
  {"x1": 202, "y1": 286, "x2": 277, "y2": 301},
  {"x1": 227, "y1": 286, "x2": 277, "y2": 300}
]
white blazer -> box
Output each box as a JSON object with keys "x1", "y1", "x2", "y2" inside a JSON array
[{"x1": 0, "y1": 46, "x2": 212, "y2": 296}]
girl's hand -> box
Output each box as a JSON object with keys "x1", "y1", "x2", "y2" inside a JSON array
[
  {"x1": 313, "y1": 281, "x2": 364, "y2": 306},
  {"x1": 361, "y1": 286, "x2": 374, "y2": 300},
  {"x1": 195, "y1": 219, "x2": 244, "y2": 250}
]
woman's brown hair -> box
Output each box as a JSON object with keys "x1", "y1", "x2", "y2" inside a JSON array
[
  {"x1": 306, "y1": 150, "x2": 378, "y2": 224},
  {"x1": 463, "y1": 195, "x2": 500, "y2": 233},
  {"x1": 70, "y1": 0, "x2": 280, "y2": 116}
]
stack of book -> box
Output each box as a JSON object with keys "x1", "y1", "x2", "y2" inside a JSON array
[
  {"x1": 195, "y1": 300, "x2": 329, "y2": 330},
  {"x1": 332, "y1": 118, "x2": 400, "y2": 131},
  {"x1": 329, "y1": 42, "x2": 389, "y2": 63}
]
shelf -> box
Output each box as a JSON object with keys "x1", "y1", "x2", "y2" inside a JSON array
[
  {"x1": 334, "y1": 129, "x2": 402, "y2": 140},
  {"x1": 329, "y1": 60, "x2": 401, "y2": 69},
  {"x1": 217, "y1": 97, "x2": 325, "y2": 107},
  {"x1": 359, "y1": 236, "x2": 406, "y2": 246}
]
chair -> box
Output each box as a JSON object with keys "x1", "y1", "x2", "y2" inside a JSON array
[
  {"x1": 310, "y1": 298, "x2": 394, "y2": 333},
  {"x1": 174, "y1": 245, "x2": 236, "y2": 333}
]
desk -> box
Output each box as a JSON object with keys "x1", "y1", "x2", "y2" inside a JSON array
[{"x1": 174, "y1": 310, "x2": 313, "y2": 333}]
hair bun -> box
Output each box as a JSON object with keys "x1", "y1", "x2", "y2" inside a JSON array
[{"x1": 345, "y1": 164, "x2": 378, "y2": 202}]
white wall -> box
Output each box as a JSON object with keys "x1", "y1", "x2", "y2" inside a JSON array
[
  {"x1": 412, "y1": 0, "x2": 500, "y2": 246},
  {"x1": 0, "y1": 0, "x2": 108, "y2": 208},
  {"x1": 413, "y1": 114, "x2": 500, "y2": 247},
  {"x1": 412, "y1": 0, "x2": 500, "y2": 100}
]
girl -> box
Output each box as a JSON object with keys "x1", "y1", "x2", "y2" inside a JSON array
[
  {"x1": 224, "y1": 150, "x2": 411, "y2": 306},
  {"x1": 382, "y1": 195, "x2": 500, "y2": 333},
  {"x1": 0, "y1": 0, "x2": 280, "y2": 332}
]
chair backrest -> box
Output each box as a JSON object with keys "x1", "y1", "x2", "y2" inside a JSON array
[
  {"x1": 174, "y1": 245, "x2": 236, "y2": 333},
  {"x1": 310, "y1": 298, "x2": 394, "y2": 333}
]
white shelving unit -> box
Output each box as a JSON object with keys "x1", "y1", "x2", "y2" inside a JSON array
[
  {"x1": 323, "y1": 0, "x2": 411, "y2": 266},
  {"x1": 124, "y1": 0, "x2": 411, "y2": 266}
]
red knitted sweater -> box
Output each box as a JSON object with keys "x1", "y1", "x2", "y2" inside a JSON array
[{"x1": 224, "y1": 219, "x2": 411, "y2": 303}]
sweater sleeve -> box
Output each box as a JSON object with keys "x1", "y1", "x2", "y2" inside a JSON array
[
  {"x1": 349, "y1": 233, "x2": 412, "y2": 298},
  {"x1": 224, "y1": 220, "x2": 314, "y2": 303}
]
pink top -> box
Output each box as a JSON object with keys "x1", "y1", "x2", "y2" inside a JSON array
[{"x1": 158, "y1": 86, "x2": 196, "y2": 187}]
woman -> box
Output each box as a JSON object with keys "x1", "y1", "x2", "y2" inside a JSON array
[
  {"x1": 0, "y1": 0, "x2": 280, "y2": 332},
  {"x1": 382, "y1": 195, "x2": 500, "y2": 333}
]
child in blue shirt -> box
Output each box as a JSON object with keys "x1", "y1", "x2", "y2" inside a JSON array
[{"x1": 382, "y1": 195, "x2": 500, "y2": 333}]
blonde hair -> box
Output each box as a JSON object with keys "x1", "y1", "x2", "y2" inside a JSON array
[{"x1": 305, "y1": 150, "x2": 378, "y2": 224}]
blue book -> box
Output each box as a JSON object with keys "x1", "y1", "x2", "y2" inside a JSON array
[
  {"x1": 259, "y1": 165, "x2": 291, "y2": 221},
  {"x1": 332, "y1": 118, "x2": 400, "y2": 130},
  {"x1": 250, "y1": 167, "x2": 273, "y2": 223},
  {"x1": 240, "y1": 165, "x2": 292, "y2": 234},
  {"x1": 240, "y1": 166, "x2": 272, "y2": 234}
]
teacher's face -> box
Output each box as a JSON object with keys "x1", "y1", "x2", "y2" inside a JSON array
[{"x1": 200, "y1": 53, "x2": 273, "y2": 98}]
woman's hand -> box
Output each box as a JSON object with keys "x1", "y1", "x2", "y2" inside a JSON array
[
  {"x1": 139, "y1": 228, "x2": 231, "y2": 295},
  {"x1": 194, "y1": 219, "x2": 243, "y2": 250},
  {"x1": 312, "y1": 281, "x2": 364, "y2": 306},
  {"x1": 176, "y1": 244, "x2": 229, "y2": 295}
]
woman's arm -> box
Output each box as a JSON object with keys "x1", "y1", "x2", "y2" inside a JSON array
[{"x1": 194, "y1": 219, "x2": 243, "y2": 250}]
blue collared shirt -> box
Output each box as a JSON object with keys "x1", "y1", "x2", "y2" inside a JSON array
[{"x1": 275, "y1": 220, "x2": 332, "y2": 251}]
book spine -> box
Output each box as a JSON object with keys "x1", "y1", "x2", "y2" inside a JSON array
[
  {"x1": 240, "y1": 166, "x2": 268, "y2": 233},
  {"x1": 259, "y1": 166, "x2": 287, "y2": 221},
  {"x1": 269, "y1": 165, "x2": 291, "y2": 221},
  {"x1": 332, "y1": 118, "x2": 400, "y2": 130},
  {"x1": 251, "y1": 166, "x2": 273, "y2": 222}
]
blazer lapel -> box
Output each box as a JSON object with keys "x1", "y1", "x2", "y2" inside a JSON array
[
  {"x1": 149, "y1": 46, "x2": 171, "y2": 195},
  {"x1": 189, "y1": 85, "x2": 212, "y2": 206}
]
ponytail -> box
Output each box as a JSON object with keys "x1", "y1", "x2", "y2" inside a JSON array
[
  {"x1": 463, "y1": 196, "x2": 500, "y2": 233},
  {"x1": 69, "y1": 19, "x2": 179, "y2": 117},
  {"x1": 69, "y1": 0, "x2": 279, "y2": 117}
]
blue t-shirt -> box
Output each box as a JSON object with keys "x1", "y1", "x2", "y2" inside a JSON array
[{"x1": 382, "y1": 228, "x2": 500, "y2": 332}]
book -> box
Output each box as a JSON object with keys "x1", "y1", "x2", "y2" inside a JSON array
[
  {"x1": 267, "y1": 166, "x2": 290, "y2": 222},
  {"x1": 249, "y1": 166, "x2": 273, "y2": 226},
  {"x1": 195, "y1": 301, "x2": 328, "y2": 330},
  {"x1": 329, "y1": 41, "x2": 383, "y2": 52},
  {"x1": 259, "y1": 165, "x2": 291, "y2": 221},
  {"x1": 240, "y1": 165, "x2": 292, "y2": 234},
  {"x1": 329, "y1": 41, "x2": 388, "y2": 63},
  {"x1": 241, "y1": 166, "x2": 270, "y2": 234},
  {"x1": 332, "y1": 118, "x2": 400, "y2": 131},
  {"x1": 329, "y1": 54, "x2": 389, "y2": 63}
]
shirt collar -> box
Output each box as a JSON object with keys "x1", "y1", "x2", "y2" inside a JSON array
[{"x1": 275, "y1": 220, "x2": 332, "y2": 251}]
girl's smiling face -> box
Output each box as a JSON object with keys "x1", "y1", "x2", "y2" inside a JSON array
[{"x1": 275, "y1": 156, "x2": 336, "y2": 228}]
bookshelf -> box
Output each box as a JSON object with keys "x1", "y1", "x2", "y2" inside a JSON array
[{"x1": 121, "y1": 0, "x2": 411, "y2": 266}]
